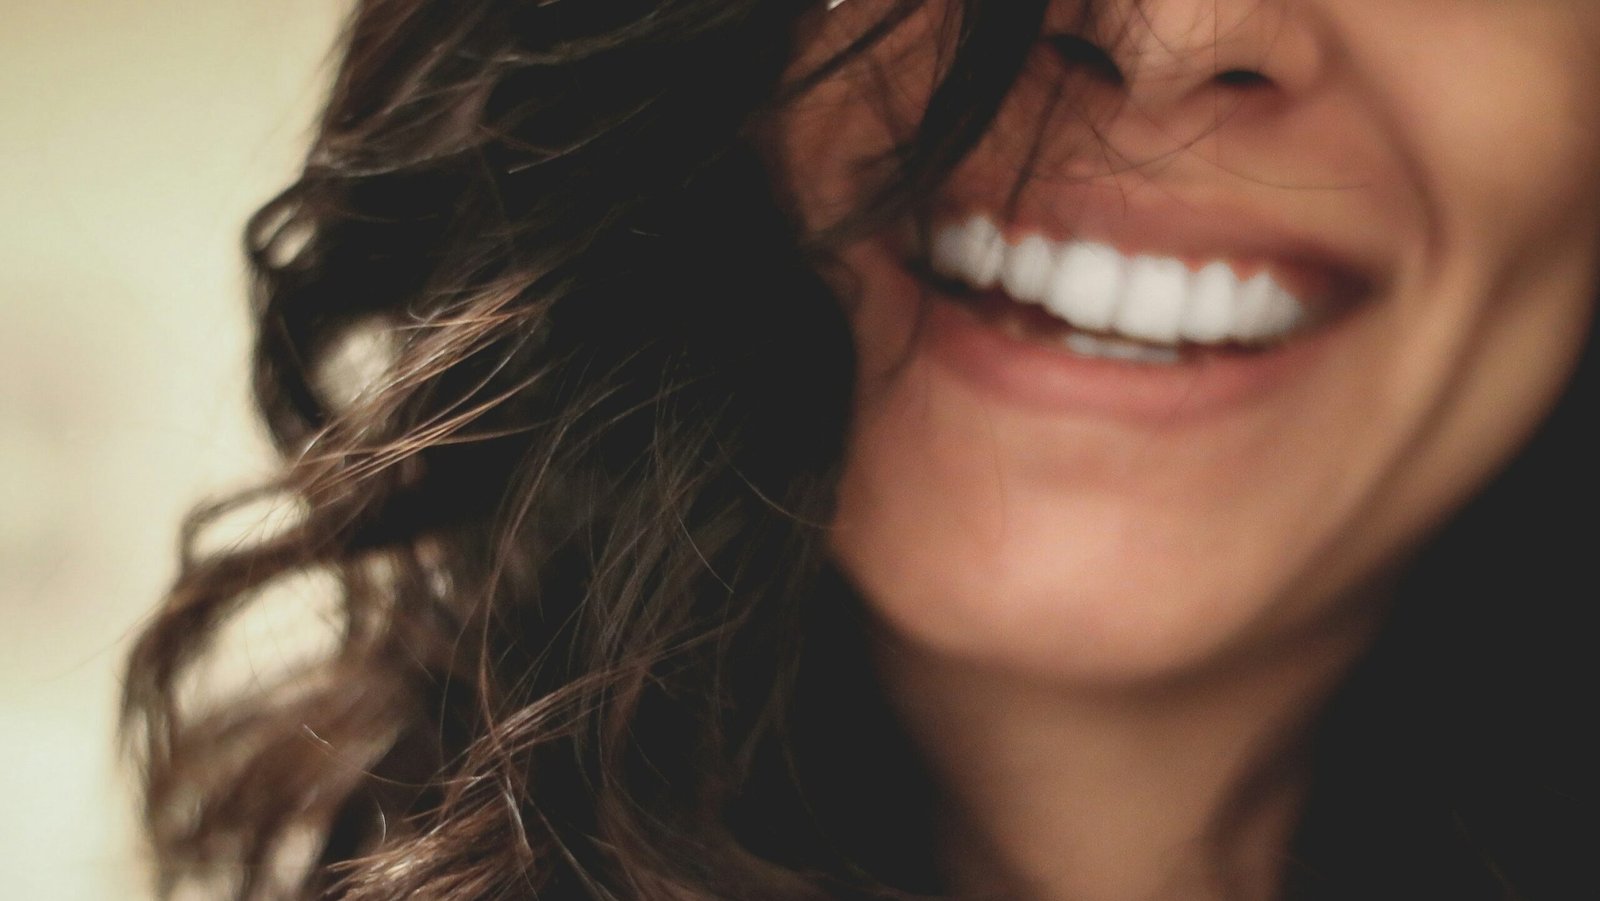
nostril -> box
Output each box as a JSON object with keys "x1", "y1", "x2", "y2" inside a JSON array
[
  {"x1": 1213, "y1": 68, "x2": 1272, "y2": 89},
  {"x1": 1046, "y1": 34, "x2": 1126, "y2": 87}
]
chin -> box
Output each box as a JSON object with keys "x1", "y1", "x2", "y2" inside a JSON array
[{"x1": 830, "y1": 459, "x2": 1314, "y2": 687}]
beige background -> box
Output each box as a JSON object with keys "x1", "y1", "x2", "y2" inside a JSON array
[{"x1": 2, "y1": 3, "x2": 346, "y2": 897}]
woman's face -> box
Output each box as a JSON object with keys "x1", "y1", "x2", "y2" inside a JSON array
[{"x1": 768, "y1": 0, "x2": 1600, "y2": 683}]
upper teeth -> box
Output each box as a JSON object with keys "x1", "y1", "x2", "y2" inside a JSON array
[{"x1": 930, "y1": 215, "x2": 1308, "y2": 346}]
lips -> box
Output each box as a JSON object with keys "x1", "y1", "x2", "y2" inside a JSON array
[
  {"x1": 931, "y1": 213, "x2": 1318, "y2": 350},
  {"x1": 894, "y1": 184, "x2": 1383, "y2": 354},
  {"x1": 864, "y1": 190, "x2": 1389, "y2": 420}
]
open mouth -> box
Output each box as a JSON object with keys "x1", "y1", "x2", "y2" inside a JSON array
[{"x1": 907, "y1": 213, "x2": 1374, "y2": 367}]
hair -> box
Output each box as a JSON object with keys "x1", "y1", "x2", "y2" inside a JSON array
[{"x1": 123, "y1": 0, "x2": 1595, "y2": 898}]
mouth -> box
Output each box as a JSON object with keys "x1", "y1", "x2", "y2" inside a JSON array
[
  {"x1": 910, "y1": 212, "x2": 1376, "y2": 367},
  {"x1": 879, "y1": 208, "x2": 1385, "y2": 421}
]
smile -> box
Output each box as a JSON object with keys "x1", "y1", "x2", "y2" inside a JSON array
[
  {"x1": 883, "y1": 204, "x2": 1387, "y2": 421},
  {"x1": 925, "y1": 212, "x2": 1373, "y2": 366}
]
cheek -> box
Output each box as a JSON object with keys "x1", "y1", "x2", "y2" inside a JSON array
[
  {"x1": 1366, "y1": 19, "x2": 1600, "y2": 515},
  {"x1": 1352, "y1": 10, "x2": 1600, "y2": 259}
]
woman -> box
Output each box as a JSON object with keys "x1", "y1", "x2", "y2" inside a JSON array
[{"x1": 124, "y1": 0, "x2": 1598, "y2": 898}]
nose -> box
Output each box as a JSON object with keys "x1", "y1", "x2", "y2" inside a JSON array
[{"x1": 1060, "y1": 0, "x2": 1328, "y2": 120}]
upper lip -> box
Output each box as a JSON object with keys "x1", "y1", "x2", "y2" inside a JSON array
[{"x1": 909, "y1": 181, "x2": 1392, "y2": 304}]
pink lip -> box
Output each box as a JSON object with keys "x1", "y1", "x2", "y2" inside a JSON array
[{"x1": 914, "y1": 288, "x2": 1347, "y2": 424}]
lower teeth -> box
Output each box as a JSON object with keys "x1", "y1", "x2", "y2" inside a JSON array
[
  {"x1": 992, "y1": 302, "x2": 1185, "y2": 366},
  {"x1": 1063, "y1": 332, "x2": 1182, "y2": 365}
]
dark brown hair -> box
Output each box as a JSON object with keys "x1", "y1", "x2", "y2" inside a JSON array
[{"x1": 123, "y1": 0, "x2": 1595, "y2": 898}]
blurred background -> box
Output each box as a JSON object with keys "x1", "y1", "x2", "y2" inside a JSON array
[{"x1": 2, "y1": 3, "x2": 346, "y2": 896}]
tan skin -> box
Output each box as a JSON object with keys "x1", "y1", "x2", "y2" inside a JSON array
[{"x1": 766, "y1": 1, "x2": 1600, "y2": 899}]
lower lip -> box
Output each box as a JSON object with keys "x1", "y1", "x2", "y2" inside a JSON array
[{"x1": 917, "y1": 285, "x2": 1345, "y2": 424}]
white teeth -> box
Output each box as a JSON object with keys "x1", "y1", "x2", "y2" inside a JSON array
[
  {"x1": 1000, "y1": 233, "x2": 1055, "y2": 303},
  {"x1": 930, "y1": 215, "x2": 1311, "y2": 348},
  {"x1": 1051, "y1": 242, "x2": 1124, "y2": 332},
  {"x1": 1233, "y1": 272, "x2": 1276, "y2": 341},
  {"x1": 1065, "y1": 332, "x2": 1182, "y2": 365},
  {"x1": 1114, "y1": 256, "x2": 1189, "y2": 344},
  {"x1": 934, "y1": 214, "x2": 1005, "y2": 290},
  {"x1": 1233, "y1": 271, "x2": 1304, "y2": 341},
  {"x1": 1182, "y1": 261, "x2": 1238, "y2": 343}
]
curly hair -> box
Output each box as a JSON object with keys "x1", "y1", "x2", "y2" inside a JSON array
[{"x1": 123, "y1": 0, "x2": 1596, "y2": 898}]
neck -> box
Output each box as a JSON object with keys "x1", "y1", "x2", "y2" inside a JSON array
[{"x1": 875, "y1": 623, "x2": 1372, "y2": 901}]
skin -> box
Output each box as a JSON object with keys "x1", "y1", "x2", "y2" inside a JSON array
[{"x1": 765, "y1": 1, "x2": 1600, "y2": 898}]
